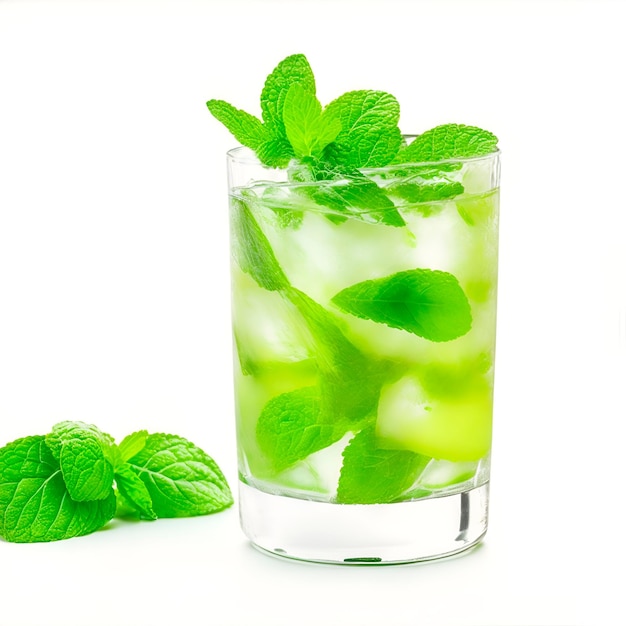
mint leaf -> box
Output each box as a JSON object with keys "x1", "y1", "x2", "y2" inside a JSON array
[
  {"x1": 323, "y1": 90, "x2": 402, "y2": 168},
  {"x1": 114, "y1": 462, "x2": 157, "y2": 520},
  {"x1": 260, "y1": 53, "x2": 315, "y2": 143},
  {"x1": 331, "y1": 269, "x2": 472, "y2": 342},
  {"x1": 282, "y1": 83, "x2": 341, "y2": 158},
  {"x1": 289, "y1": 288, "x2": 393, "y2": 423},
  {"x1": 117, "y1": 430, "x2": 148, "y2": 464},
  {"x1": 45, "y1": 421, "x2": 116, "y2": 501},
  {"x1": 295, "y1": 159, "x2": 405, "y2": 227},
  {"x1": 126, "y1": 433, "x2": 233, "y2": 518},
  {"x1": 394, "y1": 124, "x2": 498, "y2": 163},
  {"x1": 336, "y1": 427, "x2": 429, "y2": 504},
  {"x1": 0, "y1": 436, "x2": 116, "y2": 543},
  {"x1": 230, "y1": 196, "x2": 290, "y2": 291},
  {"x1": 206, "y1": 99, "x2": 269, "y2": 151},
  {"x1": 254, "y1": 136, "x2": 295, "y2": 169},
  {"x1": 207, "y1": 98, "x2": 292, "y2": 167},
  {"x1": 256, "y1": 386, "x2": 342, "y2": 471}
]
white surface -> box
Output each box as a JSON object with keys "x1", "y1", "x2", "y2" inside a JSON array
[{"x1": 0, "y1": 1, "x2": 624, "y2": 624}]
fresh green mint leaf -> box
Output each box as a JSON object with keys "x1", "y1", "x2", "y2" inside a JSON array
[
  {"x1": 260, "y1": 53, "x2": 315, "y2": 141},
  {"x1": 45, "y1": 421, "x2": 116, "y2": 501},
  {"x1": 296, "y1": 159, "x2": 406, "y2": 227},
  {"x1": 331, "y1": 268, "x2": 473, "y2": 342},
  {"x1": 114, "y1": 462, "x2": 157, "y2": 520},
  {"x1": 117, "y1": 430, "x2": 148, "y2": 464},
  {"x1": 394, "y1": 124, "x2": 498, "y2": 163},
  {"x1": 323, "y1": 90, "x2": 402, "y2": 168},
  {"x1": 254, "y1": 136, "x2": 294, "y2": 168},
  {"x1": 282, "y1": 83, "x2": 341, "y2": 158},
  {"x1": 336, "y1": 427, "x2": 429, "y2": 504},
  {"x1": 0, "y1": 436, "x2": 116, "y2": 543},
  {"x1": 206, "y1": 99, "x2": 269, "y2": 150},
  {"x1": 230, "y1": 196, "x2": 290, "y2": 291},
  {"x1": 256, "y1": 386, "x2": 341, "y2": 471},
  {"x1": 288, "y1": 288, "x2": 393, "y2": 423},
  {"x1": 206, "y1": 98, "x2": 293, "y2": 168},
  {"x1": 126, "y1": 433, "x2": 233, "y2": 518}
]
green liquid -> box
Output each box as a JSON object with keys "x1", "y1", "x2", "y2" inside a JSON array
[{"x1": 231, "y1": 179, "x2": 499, "y2": 503}]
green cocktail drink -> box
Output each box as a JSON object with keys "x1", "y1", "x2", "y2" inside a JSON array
[{"x1": 210, "y1": 54, "x2": 500, "y2": 563}]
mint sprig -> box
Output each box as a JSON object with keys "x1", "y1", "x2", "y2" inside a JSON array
[
  {"x1": 208, "y1": 53, "x2": 499, "y2": 215},
  {"x1": 0, "y1": 423, "x2": 233, "y2": 543}
]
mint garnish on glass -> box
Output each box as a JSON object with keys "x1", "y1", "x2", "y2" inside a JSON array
[
  {"x1": 207, "y1": 53, "x2": 498, "y2": 218},
  {"x1": 0, "y1": 421, "x2": 232, "y2": 543}
]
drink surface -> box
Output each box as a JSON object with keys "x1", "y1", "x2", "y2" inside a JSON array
[{"x1": 230, "y1": 155, "x2": 499, "y2": 505}]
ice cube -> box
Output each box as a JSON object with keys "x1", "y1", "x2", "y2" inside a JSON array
[
  {"x1": 231, "y1": 266, "x2": 315, "y2": 365},
  {"x1": 265, "y1": 211, "x2": 417, "y2": 305},
  {"x1": 376, "y1": 371, "x2": 493, "y2": 462}
]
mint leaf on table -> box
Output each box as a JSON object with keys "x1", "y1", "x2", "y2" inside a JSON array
[
  {"x1": 1, "y1": 423, "x2": 232, "y2": 542},
  {"x1": 230, "y1": 196, "x2": 290, "y2": 291},
  {"x1": 394, "y1": 124, "x2": 498, "y2": 163},
  {"x1": 331, "y1": 268, "x2": 472, "y2": 342},
  {"x1": 323, "y1": 90, "x2": 402, "y2": 168},
  {"x1": 336, "y1": 427, "x2": 430, "y2": 504},
  {"x1": 256, "y1": 386, "x2": 341, "y2": 471},
  {"x1": 45, "y1": 421, "x2": 116, "y2": 501},
  {"x1": 117, "y1": 429, "x2": 148, "y2": 463},
  {"x1": 0, "y1": 436, "x2": 116, "y2": 543},
  {"x1": 114, "y1": 462, "x2": 157, "y2": 520},
  {"x1": 125, "y1": 433, "x2": 233, "y2": 518}
]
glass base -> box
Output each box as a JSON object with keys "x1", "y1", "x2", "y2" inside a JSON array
[{"x1": 238, "y1": 480, "x2": 489, "y2": 565}]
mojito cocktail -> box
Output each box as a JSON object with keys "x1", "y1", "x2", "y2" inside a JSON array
[{"x1": 210, "y1": 54, "x2": 500, "y2": 563}]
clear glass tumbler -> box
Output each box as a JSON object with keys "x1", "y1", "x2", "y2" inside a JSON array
[{"x1": 228, "y1": 144, "x2": 500, "y2": 564}]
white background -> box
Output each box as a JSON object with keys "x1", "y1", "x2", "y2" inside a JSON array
[{"x1": 1, "y1": 1, "x2": 625, "y2": 624}]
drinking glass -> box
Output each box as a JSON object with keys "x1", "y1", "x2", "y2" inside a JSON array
[{"x1": 227, "y1": 143, "x2": 500, "y2": 564}]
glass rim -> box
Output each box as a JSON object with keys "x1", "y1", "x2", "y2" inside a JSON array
[{"x1": 226, "y1": 142, "x2": 500, "y2": 171}]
